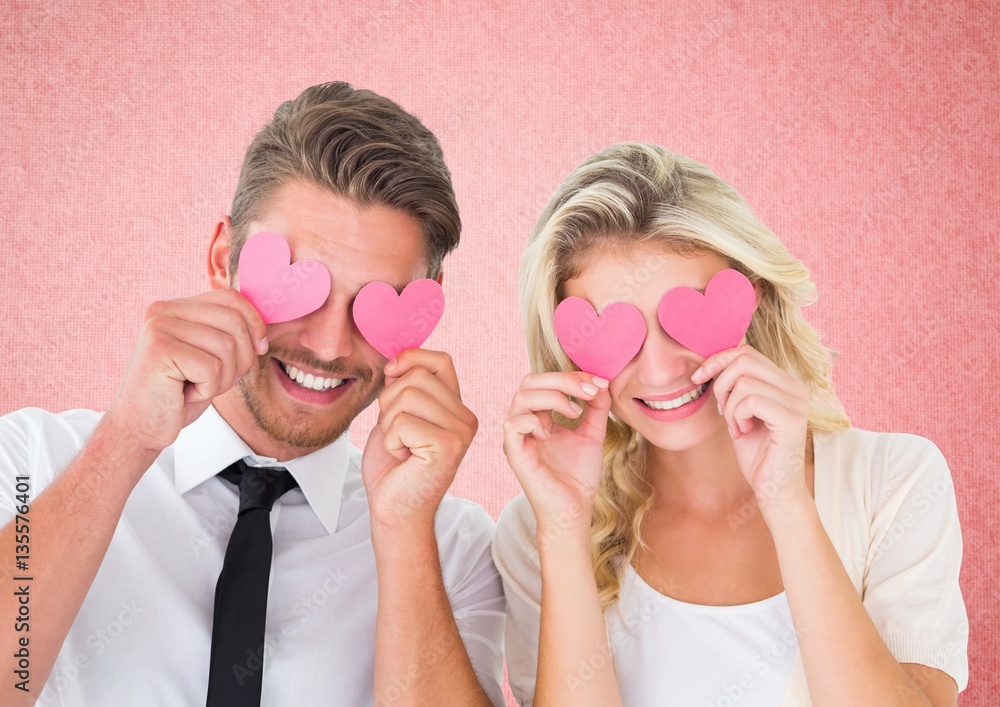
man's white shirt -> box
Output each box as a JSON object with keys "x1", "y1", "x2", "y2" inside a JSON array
[{"x1": 0, "y1": 405, "x2": 506, "y2": 706}]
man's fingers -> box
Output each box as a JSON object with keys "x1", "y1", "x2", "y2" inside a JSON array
[
  {"x1": 384, "y1": 348, "x2": 461, "y2": 394},
  {"x1": 156, "y1": 338, "x2": 229, "y2": 403},
  {"x1": 145, "y1": 316, "x2": 248, "y2": 392},
  {"x1": 383, "y1": 412, "x2": 465, "y2": 470},
  {"x1": 379, "y1": 365, "x2": 461, "y2": 417},
  {"x1": 379, "y1": 385, "x2": 471, "y2": 440},
  {"x1": 152, "y1": 289, "x2": 268, "y2": 356},
  {"x1": 145, "y1": 298, "x2": 262, "y2": 377}
]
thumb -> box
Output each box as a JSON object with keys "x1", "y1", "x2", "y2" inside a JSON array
[
  {"x1": 362, "y1": 417, "x2": 390, "y2": 467},
  {"x1": 578, "y1": 386, "x2": 612, "y2": 438}
]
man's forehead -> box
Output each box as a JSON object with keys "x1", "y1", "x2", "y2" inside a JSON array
[
  {"x1": 246, "y1": 181, "x2": 430, "y2": 288},
  {"x1": 283, "y1": 234, "x2": 429, "y2": 295}
]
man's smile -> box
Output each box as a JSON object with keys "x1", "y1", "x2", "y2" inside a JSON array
[{"x1": 276, "y1": 358, "x2": 348, "y2": 391}]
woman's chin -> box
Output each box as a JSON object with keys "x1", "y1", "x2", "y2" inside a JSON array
[{"x1": 632, "y1": 417, "x2": 727, "y2": 455}]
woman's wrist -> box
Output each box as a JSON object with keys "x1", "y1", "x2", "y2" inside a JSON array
[
  {"x1": 758, "y1": 488, "x2": 819, "y2": 540},
  {"x1": 536, "y1": 510, "x2": 592, "y2": 557}
]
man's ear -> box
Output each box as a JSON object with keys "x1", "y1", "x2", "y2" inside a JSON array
[
  {"x1": 434, "y1": 268, "x2": 444, "y2": 286},
  {"x1": 208, "y1": 217, "x2": 233, "y2": 290}
]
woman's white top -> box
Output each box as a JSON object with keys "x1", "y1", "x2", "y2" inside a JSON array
[
  {"x1": 492, "y1": 428, "x2": 969, "y2": 706},
  {"x1": 609, "y1": 568, "x2": 799, "y2": 706}
]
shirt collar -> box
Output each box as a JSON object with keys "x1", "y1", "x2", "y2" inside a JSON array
[{"x1": 173, "y1": 404, "x2": 351, "y2": 534}]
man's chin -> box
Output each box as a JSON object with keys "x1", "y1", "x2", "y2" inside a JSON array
[
  {"x1": 263, "y1": 418, "x2": 350, "y2": 453},
  {"x1": 239, "y1": 379, "x2": 361, "y2": 454}
]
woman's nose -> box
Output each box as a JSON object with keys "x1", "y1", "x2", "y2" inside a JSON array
[{"x1": 631, "y1": 322, "x2": 698, "y2": 388}]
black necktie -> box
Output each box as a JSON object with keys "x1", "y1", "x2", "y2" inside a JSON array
[{"x1": 206, "y1": 460, "x2": 299, "y2": 706}]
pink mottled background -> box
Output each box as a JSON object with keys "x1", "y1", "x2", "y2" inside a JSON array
[{"x1": 2, "y1": 1, "x2": 997, "y2": 703}]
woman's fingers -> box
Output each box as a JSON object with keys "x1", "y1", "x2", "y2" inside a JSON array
[
  {"x1": 577, "y1": 386, "x2": 613, "y2": 438},
  {"x1": 509, "y1": 388, "x2": 589, "y2": 421},
  {"x1": 513, "y1": 371, "x2": 609, "y2": 404},
  {"x1": 703, "y1": 346, "x2": 806, "y2": 423},
  {"x1": 723, "y1": 375, "x2": 809, "y2": 438}
]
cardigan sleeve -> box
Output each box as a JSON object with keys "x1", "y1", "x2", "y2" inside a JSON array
[
  {"x1": 434, "y1": 497, "x2": 508, "y2": 707},
  {"x1": 861, "y1": 433, "x2": 969, "y2": 691},
  {"x1": 491, "y1": 493, "x2": 542, "y2": 707}
]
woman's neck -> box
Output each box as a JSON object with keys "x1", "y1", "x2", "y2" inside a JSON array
[
  {"x1": 645, "y1": 421, "x2": 755, "y2": 515},
  {"x1": 644, "y1": 423, "x2": 815, "y2": 516}
]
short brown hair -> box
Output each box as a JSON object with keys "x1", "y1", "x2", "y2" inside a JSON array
[{"x1": 228, "y1": 82, "x2": 460, "y2": 278}]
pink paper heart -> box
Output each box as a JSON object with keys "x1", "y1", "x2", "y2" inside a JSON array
[
  {"x1": 352, "y1": 279, "x2": 445, "y2": 359},
  {"x1": 553, "y1": 298, "x2": 647, "y2": 380},
  {"x1": 657, "y1": 269, "x2": 756, "y2": 358},
  {"x1": 237, "y1": 232, "x2": 332, "y2": 324}
]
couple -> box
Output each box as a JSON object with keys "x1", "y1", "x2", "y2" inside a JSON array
[{"x1": 0, "y1": 83, "x2": 967, "y2": 706}]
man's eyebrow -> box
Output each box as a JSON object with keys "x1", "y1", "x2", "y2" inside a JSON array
[{"x1": 357, "y1": 280, "x2": 407, "y2": 295}]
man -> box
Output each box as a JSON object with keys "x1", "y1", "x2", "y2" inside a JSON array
[{"x1": 0, "y1": 82, "x2": 505, "y2": 705}]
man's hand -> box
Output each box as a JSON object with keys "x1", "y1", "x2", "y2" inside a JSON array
[
  {"x1": 361, "y1": 348, "x2": 478, "y2": 529},
  {"x1": 361, "y1": 349, "x2": 495, "y2": 706},
  {"x1": 104, "y1": 288, "x2": 268, "y2": 459},
  {"x1": 0, "y1": 288, "x2": 267, "y2": 706}
]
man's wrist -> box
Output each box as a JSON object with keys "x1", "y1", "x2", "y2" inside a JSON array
[
  {"x1": 370, "y1": 511, "x2": 438, "y2": 551},
  {"x1": 90, "y1": 413, "x2": 162, "y2": 487}
]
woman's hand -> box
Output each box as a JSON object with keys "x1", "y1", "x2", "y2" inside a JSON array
[
  {"x1": 502, "y1": 371, "x2": 611, "y2": 532},
  {"x1": 692, "y1": 344, "x2": 811, "y2": 513},
  {"x1": 505, "y1": 372, "x2": 623, "y2": 707}
]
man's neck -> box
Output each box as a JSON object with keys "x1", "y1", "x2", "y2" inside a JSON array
[{"x1": 211, "y1": 389, "x2": 321, "y2": 462}]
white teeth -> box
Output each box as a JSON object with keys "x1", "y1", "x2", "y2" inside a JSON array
[
  {"x1": 641, "y1": 382, "x2": 708, "y2": 410},
  {"x1": 280, "y1": 362, "x2": 344, "y2": 391}
]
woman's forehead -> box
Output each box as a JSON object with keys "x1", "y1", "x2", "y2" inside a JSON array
[{"x1": 562, "y1": 244, "x2": 730, "y2": 310}]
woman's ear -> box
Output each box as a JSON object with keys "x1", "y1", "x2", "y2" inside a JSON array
[{"x1": 207, "y1": 217, "x2": 233, "y2": 289}]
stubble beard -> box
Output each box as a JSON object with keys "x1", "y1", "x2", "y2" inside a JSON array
[{"x1": 238, "y1": 352, "x2": 383, "y2": 453}]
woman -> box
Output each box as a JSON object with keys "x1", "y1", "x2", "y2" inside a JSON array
[{"x1": 493, "y1": 144, "x2": 968, "y2": 706}]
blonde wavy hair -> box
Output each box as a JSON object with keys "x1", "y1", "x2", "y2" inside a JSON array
[{"x1": 519, "y1": 143, "x2": 850, "y2": 611}]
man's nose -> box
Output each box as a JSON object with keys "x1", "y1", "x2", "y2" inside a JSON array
[{"x1": 295, "y1": 294, "x2": 357, "y2": 363}]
